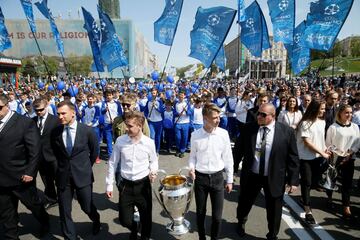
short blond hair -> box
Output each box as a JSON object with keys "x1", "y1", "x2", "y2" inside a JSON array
[{"x1": 202, "y1": 103, "x2": 221, "y2": 117}]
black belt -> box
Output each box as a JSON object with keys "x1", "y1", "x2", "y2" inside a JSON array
[
  {"x1": 121, "y1": 176, "x2": 149, "y2": 185},
  {"x1": 195, "y1": 169, "x2": 223, "y2": 177}
]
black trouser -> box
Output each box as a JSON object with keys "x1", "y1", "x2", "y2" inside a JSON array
[
  {"x1": 118, "y1": 176, "x2": 152, "y2": 239},
  {"x1": 0, "y1": 182, "x2": 49, "y2": 240},
  {"x1": 237, "y1": 172, "x2": 283, "y2": 240},
  {"x1": 58, "y1": 179, "x2": 100, "y2": 240},
  {"x1": 326, "y1": 158, "x2": 355, "y2": 206},
  {"x1": 194, "y1": 170, "x2": 224, "y2": 240},
  {"x1": 300, "y1": 158, "x2": 321, "y2": 206},
  {"x1": 39, "y1": 160, "x2": 58, "y2": 202}
]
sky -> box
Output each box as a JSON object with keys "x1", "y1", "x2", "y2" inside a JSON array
[{"x1": 1, "y1": 0, "x2": 360, "y2": 69}]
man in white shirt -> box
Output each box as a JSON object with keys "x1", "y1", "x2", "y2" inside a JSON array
[
  {"x1": 106, "y1": 111, "x2": 158, "y2": 240},
  {"x1": 188, "y1": 103, "x2": 233, "y2": 240}
]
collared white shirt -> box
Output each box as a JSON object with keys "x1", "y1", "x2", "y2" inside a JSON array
[
  {"x1": 106, "y1": 134, "x2": 159, "y2": 192},
  {"x1": 62, "y1": 120, "x2": 77, "y2": 149},
  {"x1": 188, "y1": 127, "x2": 234, "y2": 183},
  {"x1": 252, "y1": 120, "x2": 275, "y2": 176},
  {"x1": 0, "y1": 110, "x2": 14, "y2": 132}
]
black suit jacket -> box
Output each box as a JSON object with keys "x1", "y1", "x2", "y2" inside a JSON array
[
  {"x1": 234, "y1": 121, "x2": 299, "y2": 197},
  {"x1": 33, "y1": 114, "x2": 60, "y2": 163},
  {"x1": 245, "y1": 106, "x2": 259, "y2": 124},
  {"x1": 51, "y1": 122, "x2": 99, "y2": 190},
  {"x1": 0, "y1": 112, "x2": 40, "y2": 187}
]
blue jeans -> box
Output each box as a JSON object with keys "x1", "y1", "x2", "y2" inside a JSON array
[
  {"x1": 175, "y1": 123, "x2": 189, "y2": 153},
  {"x1": 148, "y1": 120, "x2": 163, "y2": 153}
]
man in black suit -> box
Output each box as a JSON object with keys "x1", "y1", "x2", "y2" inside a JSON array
[
  {"x1": 32, "y1": 98, "x2": 60, "y2": 208},
  {"x1": 51, "y1": 100, "x2": 101, "y2": 240},
  {"x1": 234, "y1": 103, "x2": 299, "y2": 240},
  {"x1": 245, "y1": 94, "x2": 270, "y2": 123},
  {"x1": 0, "y1": 94, "x2": 49, "y2": 239}
]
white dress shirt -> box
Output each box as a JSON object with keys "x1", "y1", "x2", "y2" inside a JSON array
[
  {"x1": 251, "y1": 121, "x2": 275, "y2": 176},
  {"x1": 188, "y1": 127, "x2": 234, "y2": 183},
  {"x1": 62, "y1": 120, "x2": 77, "y2": 149},
  {"x1": 106, "y1": 134, "x2": 159, "y2": 192},
  {"x1": 326, "y1": 122, "x2": 360, "y2": 155}
]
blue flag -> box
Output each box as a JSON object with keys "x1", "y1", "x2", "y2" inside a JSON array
[
  {"x1": 98, "y1": 5, "x2": 128, "y2": 72},
  {"x1": 267, "y1": 0, "x2": 295, "y2": 44},
  {"x1": 189, "y1": 6, "x2": 236, "y2": 68},
  {"x1": 214, "y1": 45, "x2": 226, "y2": 71},
  {"x1": 287, "y1": 21, "x2": 310, "y2": 75},
  {"x1": 0, "y1": 7, "x2": 12, "y2": 52},
  {"x1": 82, "y1": 7, "x2": 104, "y2": 72},
  {"x1": 35, "y1": 0, "x2": 64, "y2": 56},
  {"x1": 238, "y1": 0, "x2": 246, "y2": 23},
  {"x1": 241, "y1": 1, "x2": 270, "y2": 58},
  {"x1": 302, "y1": 0, "x2": 354, "y2": 51},
  {"x1": 154, "y1": 0, "x2": 184, "y2": 46},
  {"x1": 20, "y1": 0, "x2": 36, "y2": 33}
]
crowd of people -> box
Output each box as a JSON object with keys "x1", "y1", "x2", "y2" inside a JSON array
[{"x1": 0, "y1": 73, "x2": 360, "y2": 240}]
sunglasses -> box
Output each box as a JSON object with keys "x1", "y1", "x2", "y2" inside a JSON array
[
  {"x1": 34, "y1": 108, "x2": 45, "y2": 112},
  {"x1": 122, "y1": 103, "x2": 131, "y2": 108},
  {"x1": 257, "y1": 111, "x2": 271, "y2": 118},
  {"x1": 0, "y1": 105, "x2": 5, "y2": 111}
]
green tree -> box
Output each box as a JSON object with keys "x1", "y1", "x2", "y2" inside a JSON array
[{"x1": 351, "y1": 39, "x2": 360, "y2": 57}]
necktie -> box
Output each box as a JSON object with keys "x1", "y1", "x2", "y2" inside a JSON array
[
  {"x1": 259, "y1": 127, "x2": 269, "y2": 176},
  {"x1": 38, "y1": 117, "x2": 43, "y2": 133},
  {"x1": 66, "y1": 126, "x2": 73, "y2": 155}
]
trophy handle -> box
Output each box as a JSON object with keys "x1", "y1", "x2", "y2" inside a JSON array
[
  {"x1": 151, "y1": 169, "x2": 175, "y2": 222},
  {"x1": 178, "y1": 166, "x2": 194, "y2": 185}
]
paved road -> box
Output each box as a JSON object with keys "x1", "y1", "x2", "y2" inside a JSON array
[{"x1": 3, "y1": 150, "x2": 360, "y2": 239}]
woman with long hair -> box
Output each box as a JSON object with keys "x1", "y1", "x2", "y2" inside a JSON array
[
  {"x1": 296, "y1": 100, "x2": 330, "y2": 224},
  {"x1": 278, "y1": 96, "x2": 303, "y2": 129},
  {"x1": 325, "y1": 104, "x2": 360, "y2": 219}
]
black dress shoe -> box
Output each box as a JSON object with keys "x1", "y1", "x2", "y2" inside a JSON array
[
  {"x1": 236, "y1": 223, "x2": 246, "y2": 237},
  {"x1": 39, "y1": 223, "x2": 50, "y2": 237},
  {"x1": 129, "y1": 231, "x2": 138, "y2": 240},
  {"x1": 92, "y1": 220, "x2": 101, "y2": 235}
]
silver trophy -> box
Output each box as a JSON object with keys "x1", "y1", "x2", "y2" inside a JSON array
[{"x1": 153, "y1": 167, "x2": 193, "y2": 236}]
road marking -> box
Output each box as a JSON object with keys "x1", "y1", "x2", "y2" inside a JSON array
[
  {"x1": 281, "y1": 207, "x2": 313, "y2": 240},
  {"x1": 283, "y1": 194, "x2": 335, "y2": 240},
  {"x1": 258, "y1": 190, "x2": 313, "y2": 239}
]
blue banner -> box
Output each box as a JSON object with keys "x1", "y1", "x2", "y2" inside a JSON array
[
  {"x1": 267, "y1": 0, "x2": 295, "y2": 44},
  {"x1": 35, "y1": 0, "x2": 64, "y2": 56},
  {"x1": 261, "y1": 9, "x2": 271, "y2": 51},
  {"x1": 82, "y1": 7, "x2": 104, "y2": 72},
  {"x1": 302, "y1": 0, "x2": 354, "y2": 51},
  {"x1": 214, "y1": 45, "x2": 226, "y2": 71},
  {"x1": 154, "y1": 0, "x2": 184, "y2": 46},
  {"x1": 189, "y1": 6, "x2": 236, "y2": 68},
  {"x1": 241, "y1": 1, "x2": 270, "y2": 58},
  {"x1": 238, "y1": 0, "x2": 246, "y2": 23},
  {"x1": 288, "y1": 21, "x2": 310, "y2": 75},
  {"x1": 20, "y1": 0, "x2": 37, "y2": 33},
  {"x1": 0, "y1": 7, "x2": 12, "y2": 52},
  {"x1": 98, "y1": 5, "x2": 128, "y2": 72}
]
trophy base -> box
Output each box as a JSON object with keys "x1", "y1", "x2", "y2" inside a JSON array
[{"x1": 166, "y1": 219, "x2": 190, "y2": 236}]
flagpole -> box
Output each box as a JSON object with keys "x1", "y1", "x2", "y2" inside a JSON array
[
  {"x1": 236, "y1": 22, "x2": 241, "y2": 101},
  {"x1": 332, "y1": 48, "x2": 335, "y2": 80}
]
